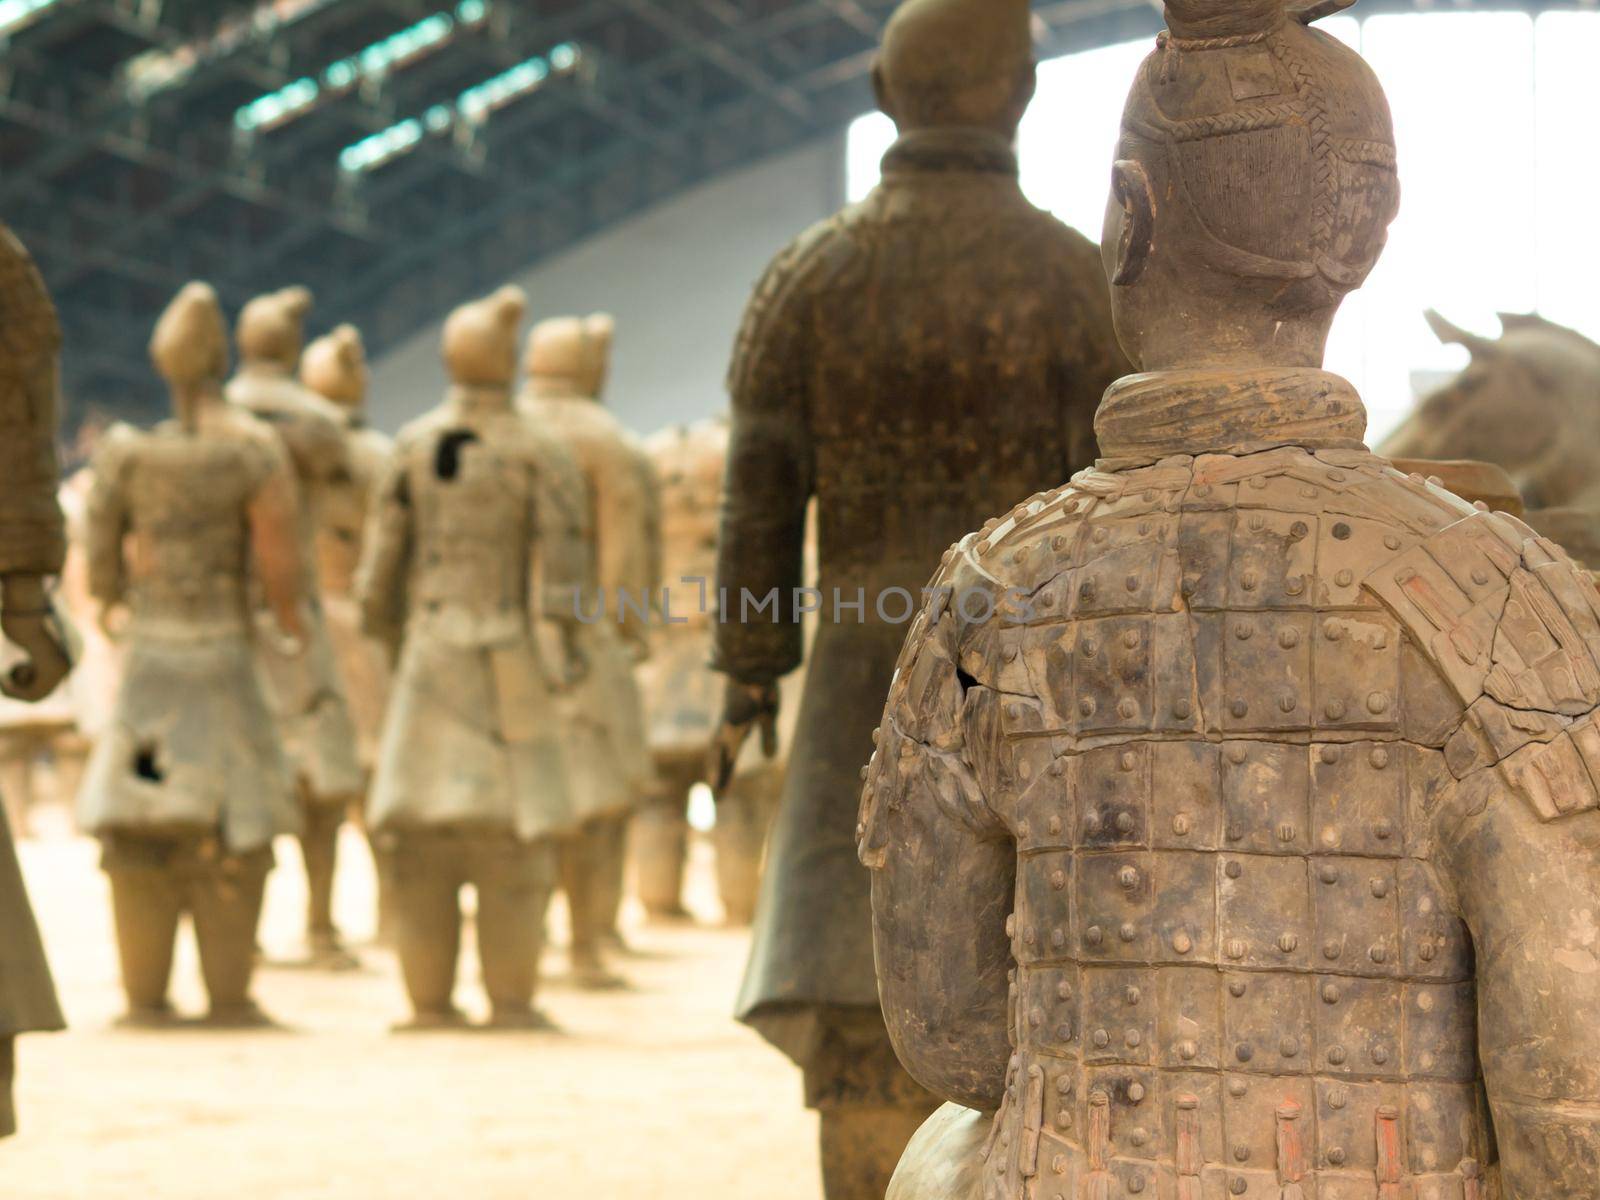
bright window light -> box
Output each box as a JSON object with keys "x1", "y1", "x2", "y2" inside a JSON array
[{"x1": 845, "y1": 13, "x2": 1600, "y2": 444}]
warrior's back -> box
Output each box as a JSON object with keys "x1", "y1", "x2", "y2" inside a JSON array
[{"x1": 868, "y1": 441, "x2": 1600, "y2": 1197}]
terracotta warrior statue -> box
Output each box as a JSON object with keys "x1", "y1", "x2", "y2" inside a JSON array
[
  {"x1": 79, "y1": 282, "x2": 303, "y2": 1028},
  {"x1": 518, "y1": 313, "x2": 658, "y2": 986},
  {"x1": 710, "y1": 0, "x2": 1128, "y2": 1192},
  {"x1": 1383, "y1": 311, "x2": 1600, "y2": 566},
  {"x1": 638, "y1": 416, "x2": 795, "y2": 926},
  {"x1": 358, "y1": 285, "x2": 582, "y2": 1030},
  {"x1": 0, "y1": 222, "x2": 68, "y2": 1135},
  {"x1": 300, "y1": 324, "x2": 395, "y2": 940},
  {"x1": 227, "y1": 287, "x2": 365, "y2": 968},
  {"x1": 861, "y1": 3, "x2": 1600, "y2": 1196}
]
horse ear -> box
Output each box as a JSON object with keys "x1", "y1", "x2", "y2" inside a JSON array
[{"x1": 1424, "y1": 309, "x2": 1497, "y2": 358}]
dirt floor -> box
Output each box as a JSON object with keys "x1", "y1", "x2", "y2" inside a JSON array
[{"x1": 6, "y1": 812, "x2": 822, "y2": 1200}]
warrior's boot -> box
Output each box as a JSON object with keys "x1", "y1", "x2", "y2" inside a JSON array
[{"x1": 192, "y1": 851, "x2": 272, "y2": 1027}]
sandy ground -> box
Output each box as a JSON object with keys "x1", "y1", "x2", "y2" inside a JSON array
[{"x1": 5, "y1": 812, "x2": 821, "y2": 1200}]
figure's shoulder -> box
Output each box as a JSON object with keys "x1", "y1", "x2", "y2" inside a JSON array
[
  {"x1": 88, "y1": 420, "x2": 145, "y2": 478},
  {"x1": 730, "y1": 212, "x2": 861, "y2": 392}
]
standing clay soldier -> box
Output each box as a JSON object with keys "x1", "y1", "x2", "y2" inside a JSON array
[
  {"x1": 711, "y1": 0, "x2": 1128, "y2": 1192},
  {"x1": 638, "y1": 416, "x2": 789, "y2": 926},
  {"x1": 519, "y1": 314, "x2": 658, "y2": 986},
  {"x1": 227, "y1": 287, "x2": 364, "y2": 968},
  {"x1": 0, "y1": 222, "x2": 69, "y2": 1135},
  {"x1": 1384, "y1": 312, "x2": 1600, "y2": 566},
  {"x1": 862, "y1": 4, "x2": 1600, "y2": 1196},
  {"x1": 359, "y1": 286, "x2": 580, "y2": 1029},
  {"x1": 300, "y1": 326, "x2": 396, "y2": 941},
  {"x1": 79, "y1": 282, "x2": 303, "y2": 1028}
]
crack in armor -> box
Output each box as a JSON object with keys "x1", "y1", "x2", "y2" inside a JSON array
[{"x1": 866, "y1": 442, "x2": 1600, "y2": 1198}]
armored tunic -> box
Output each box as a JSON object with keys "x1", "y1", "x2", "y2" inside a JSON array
[
  {"x1": 226, "y1": 363, "x2": 363, "y2": 799},
  {"x1": 716, "y1": 127, "x2": 1128, "y2": 1067},
  {"x1": 862, "y1": 369, "x2": 1600, "y2": 1198},
  {"x1": 78, "y1": 416, "x2": 300, "y2": 852},
  {"x1": 0, "y1": 221, "x2": 65, "y2": 1060},
  {"x1": 359, "y1": 386, "x2": 582, "y2": 841},
  {"x1": 519, "y1": 385, "x2": 658, "y2": 821}
]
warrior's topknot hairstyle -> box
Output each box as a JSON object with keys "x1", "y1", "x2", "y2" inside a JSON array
[
  {"x1": 236, "y1": 285, "x2": 314, "y2": 366},
  {"x1": 442, "y1": 285, "x2": 526, "y2": 388},
  {"x1": 300, "y1": 323, "x2": 367, "y2": 407},
  {"x1": 151, "y1": 282, "x2": 228, "y2": 387},
  {"x1": 877, "y1": 0, "x2": 1034, "y2": 130},
  {"x1": 1124, "y1": 0, "x2": 1395, "y2": 304}
]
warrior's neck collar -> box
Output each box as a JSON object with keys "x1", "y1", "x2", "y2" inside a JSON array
[
  {"x1": 447, "y1": 383, "x2": 513, "y2": 413},
  {"x1": 1095, "y1": 366, "x2": 1369, "y2": 466},
  {"x1": 523, "y1": 378, "x2": 595, "y2": 403},
  {"x1": 880, "y1": 127, "x2": 1018, "y2": 179},
  {"x1": 235, "y1": 359, "x2": 294, "y2": 379}
]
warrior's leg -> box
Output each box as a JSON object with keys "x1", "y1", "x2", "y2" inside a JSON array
[
  {"x1": 475, "y1": 834, "x2": 557, "y2": 1029},
  {"x1": 369, "y1": 827, "x2": 399, "y2": 949},
  {"x1": 189, "y1": 847, "x2": 273, "y2": 1025},
  {"x1": 103, "y1": 837, "x2": 183, "y2": 1024},
  {"x1": 809, "y1": 1008, "x2": 940, "y2": 1200},
  {"x1": 630, "y1": 758, "x2": 695, "y2": 921},
  {"x1": 48, "y1": 731, "x2": 90, "y2": 820},
  {"x1": 390, "y1": 833, "x2": 464, "y2": 1027},
  {"x1": 0, "y1": 738, "x2": 37, "y2": 841},
  {"x1": 592, "y1": 812, "x2": 629, "y2": 946},
  {"x1": 297, "y1": 783, "x2": 355, "y2": 967},
  {"x1": 0, "y1": 1037, "x2": 14, "y2": 1139},
  {"x1": 559, "y1": 820, "x2": 625, "y2": 989},
  {"x1": 713, "y1": 765, "x2": 780, "y2": 926}
]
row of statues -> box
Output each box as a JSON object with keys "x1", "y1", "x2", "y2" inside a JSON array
[{"x1": 1, "y1": 0, "x2": 1597, "y2": 1193}]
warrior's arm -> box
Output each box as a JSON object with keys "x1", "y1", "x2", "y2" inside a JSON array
[
  {"x1": 528, "y1": 441, "x2": 588, "y2": 625},
  {"x1": 859, "y1": 604, "x2": 1014, "y2": 1112},
  {"x1": 83, "y1": 443, "x2": 130, "y2": 611},
  {"x1": 248, "y1": 448, "x2": 306, "y2": 641},
  {"x1": 354, "y1": 454, "x2": 413, "y2": 649},
  {"x1": 1436, "y1": 766, "x2": 1600, "y2": 1195},
  {"x1": 594, "y1": 438, "x2": 659, "y2": 649},
  {"x1": 711, "y1": 256, "x2": 815, "y2": 686},
  {"x1": 0, "y1": 228, "x2": 65, "y2": 583}
]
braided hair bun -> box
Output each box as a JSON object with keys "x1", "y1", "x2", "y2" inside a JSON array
[{"x1": 1163, "y1": 0, "x2": 1285, "y2": 39}]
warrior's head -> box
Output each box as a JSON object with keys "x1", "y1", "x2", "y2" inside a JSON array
[
  {"x1": 442, "y1": 285, "x2": 526, "y2": 389},
  {"x1": 236, "y1": 285, "x2": 314, "y2": 369},
  {"x1": 523, "y1": 314, "x2": 615, "y2": 401},
  {"x1": 1103, "y1": 0, "x2": 1399, "y2": 371},
  {"x1": 151, "y1": 282, "x2": 228, "y2": 393},
  {"x1": 873, "y1": 0, "x2": 1035, "y2": 138},
  {"x1": 300, "y1": 324, "x2": 368, "y2": 411}
]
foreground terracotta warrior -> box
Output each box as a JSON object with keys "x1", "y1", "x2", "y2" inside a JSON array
[
  {"x1": 80, "y1": 282, "x2": 302, "y2": 1028},
  {"x1": 359, "y1": 286, "x2": 580, "y2": 1029},
  {"x1": 711, "y1": 0, "x2": 1128, "y2": 1191},
  {"x1": 637, "y1": 417, "x2": 790, "y2": 925},
  {"x1": 227, "y1": 287, "x2": 364, "y2": 967},
  {"x1": 519, "y1": 314, "x2": 657, "y2": 985},
  {"x1": 0, "y1": 222, "x2": 69, "y2": 1135},
  {"x1": 1384, "y1": 312, "x2": 1600, "y2": 566},
  {"x1": 862, "y1": 4, "x2": 1600, "y2": 1196}
]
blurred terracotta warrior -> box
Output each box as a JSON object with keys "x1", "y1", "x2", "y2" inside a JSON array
[
  {"x1": 0, "y1": 222, "x2": 69, "y2": 1136},
  {"x1": 79, "y1": 282, "x2": 303, "y2": 1029},
  {"x1": 1383, "y1": 311, "x2": 1600, "y2": 565},
  {"x1": 227, "y1": 287, "x2": 364, "y2": 968},
  {"x1": 359, "y1": 286, "x2": 582, "y2": 1030},
  {"x1": 864, "y1": 2, "x2": 1600, "y2": 1196},
  {"x1": 637, "y1": 416, "x2": 801, "y2": 925},
  {"x1": 710, "y1": 0, "x2": 1128, "y2": 1192},
  {"x1": 519, "y1": 313, "x2": 658, "y2": 987},
  {"x1": 301, "y1": 326, "x2": 395, "y2": 942},
  {"x1": 301, "y1": 324, "x2": 392, "y2": 777}
]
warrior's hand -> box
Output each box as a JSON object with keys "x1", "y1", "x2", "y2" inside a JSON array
[
  {"x1": 0, "y1": 574, "x2": 72, "y2": 701},
  {"x1": 709, "y1": 679, "x2": 780, "y2": 795}
]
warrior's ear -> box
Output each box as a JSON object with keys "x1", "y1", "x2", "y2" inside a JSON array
[
  {"x1": 1110, "y1": 160, "x2": 1157, "y2": 287},
  {"x1": 1424, "y1": 309, "x2": 1497, "y2": 358}
]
